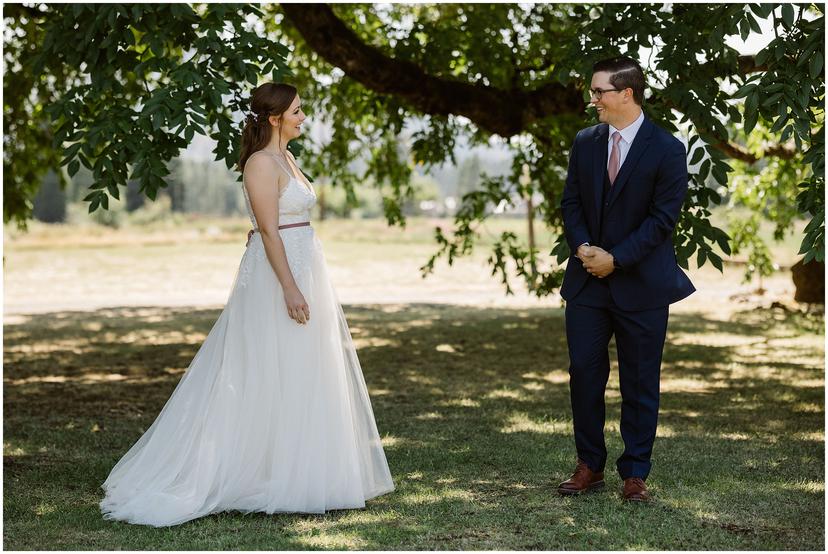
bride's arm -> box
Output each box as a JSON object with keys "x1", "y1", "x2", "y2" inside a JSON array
[{"x1": 243, "y1": 155, "x2": 310, "y2": 324}]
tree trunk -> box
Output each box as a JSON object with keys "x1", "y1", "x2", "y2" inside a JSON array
[
  {"x1": 791, "y1": 258, "x2": 824, "y2": 303},
  {"x1": 125, "y1": 180, "x2": 145, "y2": 212},
  {"x1": 526, "y1": 193, "x2": 536, "y2": 278},
  {"x1": 32, "y1": 170, "x2": 66, "y2": 223},
  {"x1": 318, "y1": 185, "x2": 327, "y2": 222}
]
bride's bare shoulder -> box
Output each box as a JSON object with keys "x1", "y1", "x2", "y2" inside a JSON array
[
  {"x1": 245, "y1": 150, "x2": 279, "y2": 171},
  {"x1": 242, "y1": 150, "x2": 289, "y2": 196},
  {"x1": 244, "y1": 151, "x2": 289, "y2": 189}
]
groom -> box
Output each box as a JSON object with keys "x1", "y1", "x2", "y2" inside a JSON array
[{"x1": 557, "y1": 56, "x2": 695, "y2": 502}]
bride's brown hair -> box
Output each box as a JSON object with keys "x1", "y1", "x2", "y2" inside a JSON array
[{"x1": 238, "y1": 82, "x2": 298, "y2": 172}]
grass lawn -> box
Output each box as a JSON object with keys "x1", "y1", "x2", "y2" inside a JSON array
[{"x1": 3, "y1": 299, "x2": 824, "y2": 549}]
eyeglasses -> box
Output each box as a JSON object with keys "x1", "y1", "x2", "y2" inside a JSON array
[{"x1": 589, "y1": 88, "x2": 622, "y2": 100}]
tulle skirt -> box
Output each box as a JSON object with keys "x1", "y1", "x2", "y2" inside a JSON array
[{"x1": 100, "y1": 228, "x2": 395, "y2": 527}]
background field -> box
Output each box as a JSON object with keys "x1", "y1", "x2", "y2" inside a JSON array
[{"x1": 2, "y1": 212, "x2": 808, "y2": 315}]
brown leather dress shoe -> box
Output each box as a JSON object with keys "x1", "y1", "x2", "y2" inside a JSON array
[
  {"x1": 557, "y1": 459, "x2": 605, "y2": 495},
  {"x1": 622, "y1": 477, "x2": 652, "y2": 502}
]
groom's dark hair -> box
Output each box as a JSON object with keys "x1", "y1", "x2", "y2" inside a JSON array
[{"x1": 593, "y1": 56, "x2": 645, "y2": 105}]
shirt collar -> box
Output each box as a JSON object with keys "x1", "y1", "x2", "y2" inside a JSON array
[{"x1": 608, "y1": 110, "x2": 645, "y2": 144}]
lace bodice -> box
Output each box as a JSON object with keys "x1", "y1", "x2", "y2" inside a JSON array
[
  {"x1": 242, "y1": 152, "x2": 317, "y2": 230},
  {"x1": 239, "y1": 152, "x2": 318, "y2": 290}
]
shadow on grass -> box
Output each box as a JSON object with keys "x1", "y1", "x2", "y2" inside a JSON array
[{"x1": 4, "y1": 304, "x2": 824, "y2": 549}]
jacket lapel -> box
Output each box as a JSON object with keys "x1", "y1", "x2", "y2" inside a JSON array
[
  {"x1": 592, "y1": 124, "x2": 608, "y2": 218},
  {"x1": 607, "y1": 117, "x2": 654, "y2": 208}
]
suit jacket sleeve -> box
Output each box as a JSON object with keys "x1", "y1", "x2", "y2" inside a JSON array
[
  {"x1": 560, "y1": 134, "x2": 592, "y2": 254},
  {"x1": 610, "y1": 140, "x2": 688, "y2": 269}
]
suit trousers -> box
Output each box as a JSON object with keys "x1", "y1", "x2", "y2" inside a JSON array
[{"x1": 565, "y1": 277, "x2": 669, "y2": 480}]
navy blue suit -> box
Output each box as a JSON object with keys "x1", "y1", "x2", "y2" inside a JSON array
[{"x1": 559, "y1": 115, "x2": 695, "y2": 480}]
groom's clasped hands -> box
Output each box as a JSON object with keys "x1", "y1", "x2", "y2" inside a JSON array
[{"x1": 577, "y1": 244, "x2": 616, "y2": 279}]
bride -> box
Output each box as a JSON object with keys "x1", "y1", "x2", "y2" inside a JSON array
[{"x1": 100, "y1": 82, "x2": 395, "y2": 527}]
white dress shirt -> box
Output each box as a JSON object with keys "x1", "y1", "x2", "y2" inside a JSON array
[{"x1": 607, "y1": 109, "x2": 645, "y2": 171}]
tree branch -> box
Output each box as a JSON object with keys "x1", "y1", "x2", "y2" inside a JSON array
[
  {"x1": 280, "y1": 3, "x2": 584, "y2": 138},
  {"x1": 281, "y1": 3, "x2": 792, "y2": 162},
  {"x1": 714, "y1": 138, "x2": 797, "y2": 163},
  {"x1": 736, "y1": 54, "x2": 766, "y2": 73}
]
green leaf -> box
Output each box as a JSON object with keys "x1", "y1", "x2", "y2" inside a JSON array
[
  {"x1": 189, "y1": 111, "x2": 207, "y2": 125},
  {"x1": 755, "y1": 46, "x2": 770, "y2": 66},
  {"x1": 781, "y1": 3, "x2": 794, "y2": 29},
  {"x1": 715, "y1": 230, "x2": 732, "y2": 256},
  {"x1": 744, "y1": 90, "x2": 758, "y2": 114},
  {"x1": 798, "y1": 40, "x2": 820, "y2": 66},
  {"x1": 753, "y1": 3, "x2": 773, "y2": 18},
  {"x1": 770, "y1": 108, "x2": 788, "y2": 132},
  {"x1": 62, "y1": 142, "x2": 83, "y2": 162},
  {"x1": 810, "y1": 51, "x2": 823, "y2": 80},
  {"x1": 688, "y1": 134, "x2": 700, "y2": 149},
  {"x1": 744, "y1": 109, "x2": 759, "y2": 134},
  {"x1": 732, "y1": 82, "x2": 757, "y2": 99},
  {"x1": 711, "y1": 164, "x2": 728, "y2": 185},
  {"x1": 68, "y1": 159, "x2": 80, "y2": 177},
  {"x1": 699, "y1": 159, "x2": 712, "y2": 180},
  {"x1": 152, "y1": 111, "x2": 164, "y2": 131},
  {"x1": 740, "y1": 19, "x2": 750, "y2": 41},
  {"x1": 762, "y1": 92, "x2": 784, "y2": 108},
  {"x1": 746, "y1": 13, "x2": 762, "y2": 34},
  {"x1": 689, "y1": 146, "x2": 705, "y2": 165}
]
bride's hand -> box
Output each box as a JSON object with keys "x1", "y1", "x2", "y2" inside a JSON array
[{"x1": 284, "y1": 287, "x2": 310, "y2": 325}]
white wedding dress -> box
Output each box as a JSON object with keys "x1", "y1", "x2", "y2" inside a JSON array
[{"x1": 100, "y1": 152, "x2": 395, "y2": 527}]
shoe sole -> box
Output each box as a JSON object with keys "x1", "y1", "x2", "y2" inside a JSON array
[{"x1": 557, "y1": 480, "x2": 605, "y2": 496}]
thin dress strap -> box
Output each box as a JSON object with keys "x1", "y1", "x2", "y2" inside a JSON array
[{"x1": 284, "y1": 151, "x2": 315, "y2": 196}]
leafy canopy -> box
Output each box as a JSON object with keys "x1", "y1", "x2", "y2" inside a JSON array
[{"x1": 4, "y1": 3, "x2": 824, "y2": 295}]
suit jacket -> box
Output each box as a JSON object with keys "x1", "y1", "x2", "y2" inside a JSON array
[{"x1": 560, "y1": 116, "x2": 695, "y2": 311}]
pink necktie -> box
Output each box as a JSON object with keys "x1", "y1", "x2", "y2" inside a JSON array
[{"x1": 608, "y1": 131, "x2": 622, "y2": 185}]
